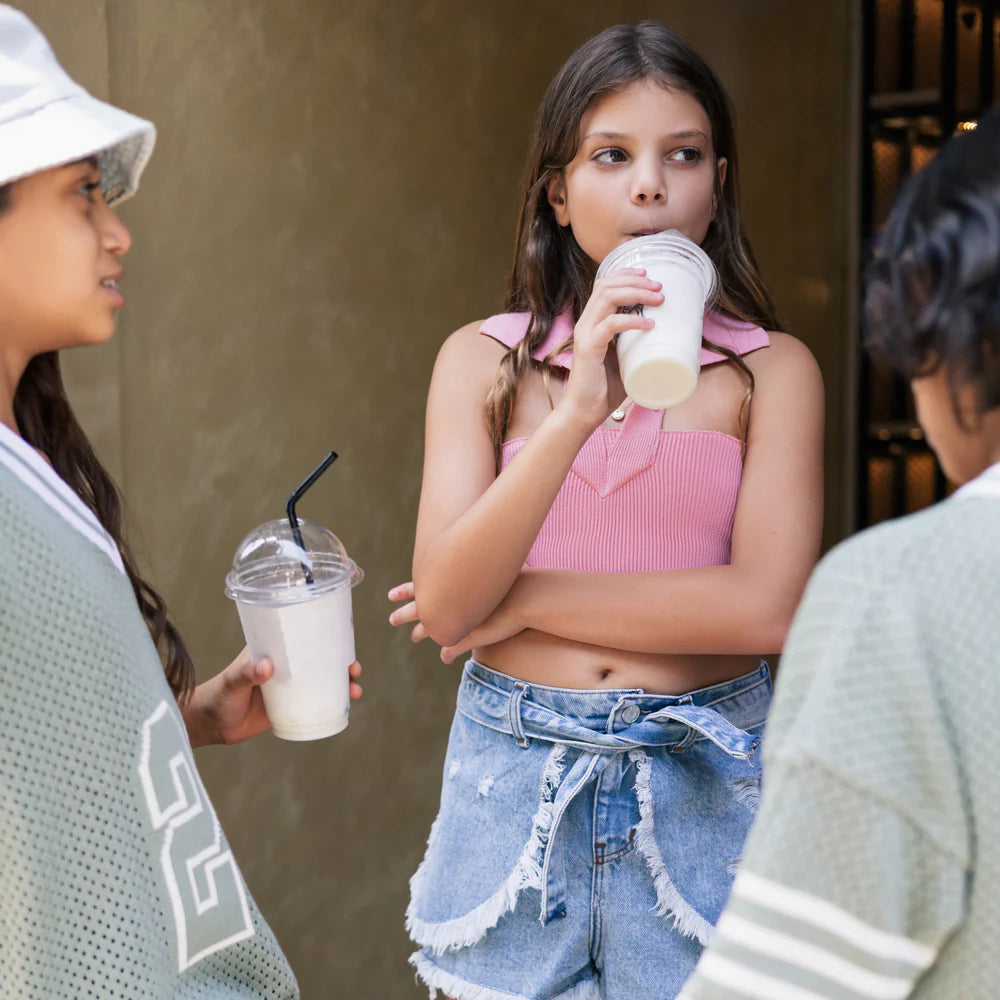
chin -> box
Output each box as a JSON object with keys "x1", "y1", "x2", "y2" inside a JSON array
[{"x1": 64, "y1": 324, "x2": 116, "y2": 350}]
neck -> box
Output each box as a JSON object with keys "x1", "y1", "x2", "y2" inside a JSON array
[
  {"x1": 964, "y1": 409, "x2": 1000, "y2": 482},
  {"x1": 0, "y1": 346, "x2": 26, "y2": 435},
  {"x1": 981, "y1": 409, "x2": 1000, "y2": 470}
]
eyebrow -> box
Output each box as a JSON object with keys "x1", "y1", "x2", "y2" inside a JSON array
[{"x1": 583, "y1": 129, "x2": 710, "y2": 142}]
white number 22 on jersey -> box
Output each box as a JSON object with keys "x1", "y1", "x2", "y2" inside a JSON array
[{"x1": 139, "y1": 701, "x2": 255, "y2": 972}]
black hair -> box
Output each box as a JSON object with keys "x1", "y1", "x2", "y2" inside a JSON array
[
  {"x1": 864, "y1": 110, "x2": 1000, "y2": 419},
  {"x1": 0, "y1": 179, "x2": 195, "y2": 698}
]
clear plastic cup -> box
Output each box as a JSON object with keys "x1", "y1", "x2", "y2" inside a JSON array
[
  {"x1": 224, "y1": 518, "x2": 363, "y2": 741},
  {"x1": 596, "y1": 230, "x2": 718, "y2": 409}
]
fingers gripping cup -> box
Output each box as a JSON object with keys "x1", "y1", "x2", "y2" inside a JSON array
[
  {"x1": 596, "y1": 230, "x2": 718, "y2": 410},
  {"x1": 225, "y1": 452, "x2": 364, "y2": 741}
]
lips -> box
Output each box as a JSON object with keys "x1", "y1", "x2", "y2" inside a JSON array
[
  {"x1": 628, "y1": 228, "x2": 664, "y2": 237},
  {"x1": 100, "y1": 271, "x2": 125, "y2": 307}
]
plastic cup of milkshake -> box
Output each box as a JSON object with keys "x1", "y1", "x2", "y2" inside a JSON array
[
  {"x1": 225, "y1": 517, "x2": 363, "y2": 741},
  {"x1": 596, "y1": 230, "x2": 718, "y2": 410}
]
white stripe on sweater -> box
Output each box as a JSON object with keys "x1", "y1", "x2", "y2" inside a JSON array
[
  {"x1": 715, "y1": 911, "x2": 915, "y2": 998},
  {"x1": 733, "y1": 872, "x2": 936, "y2": 969},
  {"x1": 0, "y1": 424, "x2": 124, "y2": 573},
  {"x1": 687, "y1": 951, "x2": 838, "y2": 1000}
]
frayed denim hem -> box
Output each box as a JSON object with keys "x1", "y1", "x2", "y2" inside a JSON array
[
  {"x1": 630, "y1": 749, "x2": 715, "y2": 946},
  {"x1": 406, "y1": 744, "x2": 567, "y2": 954},
  {"x1": 410, "y1": 951, "x2": 600, "y2": 1000}
]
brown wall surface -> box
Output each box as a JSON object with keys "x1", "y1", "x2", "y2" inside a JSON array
[{"x1": 18, "y1": 1, "x2": 856, "y2": 995}]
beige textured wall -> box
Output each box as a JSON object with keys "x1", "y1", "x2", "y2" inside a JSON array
[{"x1": 19, "y1": 1, "x2": 856, "y2": 995}]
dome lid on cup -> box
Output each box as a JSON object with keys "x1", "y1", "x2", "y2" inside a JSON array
[
  {"x1": 596, "y1": 229, "x2": 718, "y2": 305},
  {"x1": 224, "y1": 517, "x2": 363, "y2": 607}
]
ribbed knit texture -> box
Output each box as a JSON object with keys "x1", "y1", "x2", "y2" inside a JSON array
[
  {"x1": 485, "y1": 309, "x2": 766, "y2": 573},
  {"x1": 0, "y1": 438, "x2": 297, "y2": 998},
  {"x1": 502, "y1": 403, "x2": 743, "y2": 572}
]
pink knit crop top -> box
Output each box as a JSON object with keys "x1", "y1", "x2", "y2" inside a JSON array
[{"x1": 482, "y1": 310, "x2": 770, "y2": 573}]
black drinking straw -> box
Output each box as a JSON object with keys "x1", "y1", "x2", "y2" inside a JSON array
[{"x1": 285, "y1": 450, "x2": 339, "y2": 585}]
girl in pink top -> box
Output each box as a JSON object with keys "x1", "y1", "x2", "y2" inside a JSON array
[{"x1": 391, "y1": 21, "x2": 824, "y2": 1000}]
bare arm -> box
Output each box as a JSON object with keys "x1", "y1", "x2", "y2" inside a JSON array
[
  {"x1": 413, "y1": 271, "x2": 662, "y2": 645},
  {"x1": 420, "y1": 332, "x2": 825, "y2": 658}
]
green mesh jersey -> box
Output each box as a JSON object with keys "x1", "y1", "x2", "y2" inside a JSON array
[
  {"x1": 0, "y1": 424, "x2": 298, "y2": 999},
  {"x1": 680, "y1": 463, "x2": 1000, "y2": 1000}
]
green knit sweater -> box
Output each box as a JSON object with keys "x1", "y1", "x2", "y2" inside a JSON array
[
  {"x1": 680, "y1": 463, "x2": 1000, "y2": 1000},
  {"x1": 0, "y1": 424, "x2": 297, "y2": 998}
]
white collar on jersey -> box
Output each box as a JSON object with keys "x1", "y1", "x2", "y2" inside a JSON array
[
  {"x1": 952, "y1": 460, "x2": 1000, "y2": 502},
  {"x1": 0, "y1": 420, "x2": 125, "y2": 574}
]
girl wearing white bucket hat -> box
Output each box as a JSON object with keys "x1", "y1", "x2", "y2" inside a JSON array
[{"x1": 0, "y1": 7, "x2": 359, "y2": 995}]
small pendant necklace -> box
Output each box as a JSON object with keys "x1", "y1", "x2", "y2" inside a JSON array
[{"x1": 610, "y1": 398, "x2": 631, "y2": 422}]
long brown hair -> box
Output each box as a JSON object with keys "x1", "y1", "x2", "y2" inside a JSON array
[
  {"x1": 0, "y1": 183, "x2": 195, "y2": 699},
  {"x1": 486, "y1": 21, "x2": 782, "y2": 462}
]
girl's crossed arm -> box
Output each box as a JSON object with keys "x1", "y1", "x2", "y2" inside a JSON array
[
  {"x1": 413, "y1": 271, "x2": 661, "y2": 646},
  {"x1": 493, "y1": 333, "x2": 825, "y2": 656},
  {"x1": 402, "y1": 331, "x2": 824, "y2": 658}
]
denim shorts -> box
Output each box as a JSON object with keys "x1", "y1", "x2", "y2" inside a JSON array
[{"x1": 407, "y1": 658, "x2": 772, "y2": 1000}]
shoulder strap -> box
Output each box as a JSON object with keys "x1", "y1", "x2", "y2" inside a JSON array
[
  {"x1": 701, "y1": 311, "x2": 770, "y2": 367},
  {"x1": 480, "y1": 312, "x2": 576, "y2": 369}
]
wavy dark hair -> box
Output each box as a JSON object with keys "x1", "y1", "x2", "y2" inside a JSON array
[
  {"x1": 865, "y1": 111, "x2": 1000, "y2": 424},
  {"x1": 486, "y1": 20, "x2": 783, "y2": 462},
  {"x1": 0, "y1": 182, "x2": 195, "y2": 698}
]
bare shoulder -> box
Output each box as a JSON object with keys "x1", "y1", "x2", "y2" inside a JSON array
[
  {"x1": 433, "y1": 318, "x2": 508, "y2": 385},
  {"x1": 436, "y1": 318, "x2": 507, "y2": 366},
  {"x1": 747, "y1": 331, "x2": 824, "y2": 391}
]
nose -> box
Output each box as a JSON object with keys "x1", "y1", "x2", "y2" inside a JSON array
[
  {"x1": 97, "y1": 195, "x2": 132, "y2": 256},
  {"x1": 631, "y1": 153, "x2": 666, "y2": 205}
]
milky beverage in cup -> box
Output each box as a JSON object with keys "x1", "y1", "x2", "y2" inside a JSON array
[
  {"x1": 225, "y1": 518, "x2": 363, "y2": 741},
  {"x1": 596, "y1": 230, "x2": 718, "y2": 410}
]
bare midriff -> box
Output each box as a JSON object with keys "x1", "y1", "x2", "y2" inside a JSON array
[
  {"x1": 469, "y1": 339, "x2": 764, "y2": 695},
  {"x1": 474, "y1": 630, "x2": 760, "y2": 696}
]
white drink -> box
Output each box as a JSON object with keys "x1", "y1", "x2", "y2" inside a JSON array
[
  {"x1": 235, "y1": 584, "x2": 355, "y2": 741},
  {"x1": 225, "y1": 517, "x2": 363, "y2": 742},
  {"x1": 597, "y1": 231, "x2": 718, "y2": 410}
]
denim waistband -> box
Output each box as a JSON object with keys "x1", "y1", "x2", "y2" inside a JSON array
[
  {"x1": 456, "y1": 659, "x2": 772, "y2": 925},
  {"x1": 458, "y1": 658, "x2": 771, "y2": 758}
]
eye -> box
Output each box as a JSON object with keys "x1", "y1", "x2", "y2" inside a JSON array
[
  {"x1": 77, "y1": 180, "x2": 102, "y2": 201},
  {"x1": 593, "y1": 147, "x2": 629, "y2": 165},
  {"x1": 669, "y1": 147, "x2": 703, "y2": 164}
]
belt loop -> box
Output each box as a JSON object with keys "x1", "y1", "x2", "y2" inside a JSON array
[{"x1": 509, "y1": 683, "x2": 530, "y2": 748}]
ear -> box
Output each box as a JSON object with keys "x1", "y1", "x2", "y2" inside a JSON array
[
  {"x1": 713, "y1": 157, "x2": 728, "y2": 217},
  {"x1": 712, "y1": 156, "x2": 729, "y2": 215},
  {"x1": 547, "y1": 173, "x2": 570, "y2": 227}
]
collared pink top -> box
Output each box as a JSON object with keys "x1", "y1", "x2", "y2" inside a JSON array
[{"x1": 481, "y1": 310, "x2": 770, "y2": 572}]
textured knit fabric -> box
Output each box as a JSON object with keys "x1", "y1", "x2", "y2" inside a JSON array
[
  {"x1": 482, "y1": 310, "x2": 769, "y2": 572},
  {"x1": 678, "y1": 462, "x2": 1000, "y2": 1000},
  {"x1": 0, "y1": 424, "x2": 297, "y2": 999}
]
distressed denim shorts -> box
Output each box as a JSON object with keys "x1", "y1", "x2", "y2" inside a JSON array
[{"x1": 407, "y1": 658, "x2": 772, "y2": 1000}]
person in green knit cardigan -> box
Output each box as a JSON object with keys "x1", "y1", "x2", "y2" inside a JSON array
[
  {"x1": 0, "y1": 6, "x2": 360, "y2": 996},
  {"x1": 679, "y1": 113, "x2": 1000, "y2": 998}
]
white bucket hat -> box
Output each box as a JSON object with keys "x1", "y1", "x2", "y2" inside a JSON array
[{"x1": 0, "y1": 4, "x2": 155, "y2": 205}]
